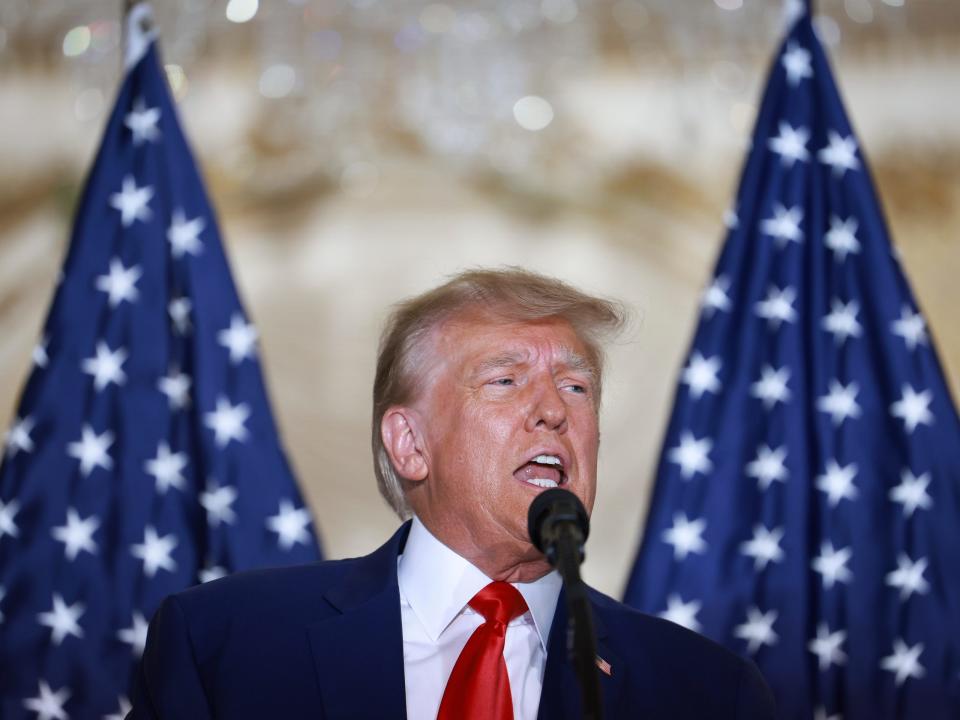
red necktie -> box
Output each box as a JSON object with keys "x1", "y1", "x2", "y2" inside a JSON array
[{"x1": 437, "y1": 581, "x2": 530, "y2": 720}]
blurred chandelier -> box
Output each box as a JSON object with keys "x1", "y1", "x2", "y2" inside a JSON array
[{"x1": 0, "y1": 0, "x2": 934, "y2": 197}]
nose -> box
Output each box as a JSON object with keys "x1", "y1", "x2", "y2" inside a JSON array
[{"x1": 525, "y1": 378, "x2": 568, "y2": 434}]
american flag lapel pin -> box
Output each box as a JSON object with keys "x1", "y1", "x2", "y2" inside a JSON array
[{"x1": 595, "y1": 655, "x2": 612, "y2": 676}]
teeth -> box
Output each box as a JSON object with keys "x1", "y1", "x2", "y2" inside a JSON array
[
  {"x1": 527, "y1": 478, "x2": 559, "y2": 488},
  {"x1": 532, "y1": 454, "x2": 562, "y2": 466}
]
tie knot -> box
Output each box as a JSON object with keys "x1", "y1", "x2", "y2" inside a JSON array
[{"x1": 468, "y1": 581, "x2": 528, "y2": 626}]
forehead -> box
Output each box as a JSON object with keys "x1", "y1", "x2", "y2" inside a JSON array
[{"x1": 430, "y1": 313, "x2": 593, "y2": 373}]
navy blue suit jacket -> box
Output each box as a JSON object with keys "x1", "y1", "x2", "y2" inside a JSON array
[{"x1": 130, "y1": 523, "x2": 775, "y2": 718}]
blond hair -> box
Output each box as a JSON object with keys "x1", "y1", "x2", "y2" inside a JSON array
[{"x1": 372, "y1": 267, "x2": 626, "y2": 517}]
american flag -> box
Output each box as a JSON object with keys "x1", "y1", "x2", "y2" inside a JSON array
[
  {"x1": 623, "y1": 5, "x2": 960, "y2": 720},
  {"x1": 0, "y1": 5, "x2": 321, "y2": 718}
]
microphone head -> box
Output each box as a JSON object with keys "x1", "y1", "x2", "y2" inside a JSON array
[{"x1": 527, "y1": 488, "x2": 589, "y2": 555}]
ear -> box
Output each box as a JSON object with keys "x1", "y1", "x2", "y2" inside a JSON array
[{"x1": 380, "y1": 407, "x2": 428, "y2": 482}]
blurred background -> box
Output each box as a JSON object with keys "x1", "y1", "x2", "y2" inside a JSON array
[{"x1": 0, "y1": 0, "x2": 957, "y2": 596}]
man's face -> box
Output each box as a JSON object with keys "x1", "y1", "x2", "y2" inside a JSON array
[{"x1": 407, "y1": 313, "x2": 600, "y2": 577}]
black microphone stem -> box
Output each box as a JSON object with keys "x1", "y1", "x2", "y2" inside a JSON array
[
  {"x1": 554, "y1": 532, "x2": 603, "y2": 720},
  {"x1": 528, "y1": 488, "x2": 603, "y2": 720}
]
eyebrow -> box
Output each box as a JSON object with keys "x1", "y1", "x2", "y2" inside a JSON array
[
  {"x1": 475, "y1": 353, "x2": 526, "y2": 373},
  {"x1": 474, "y1": 350, "x2": 597, "y2": 380}
]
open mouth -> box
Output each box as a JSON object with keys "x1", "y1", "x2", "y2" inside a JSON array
[{"x1": 513, "y1": 453, "x2": 567, "y2": 489}]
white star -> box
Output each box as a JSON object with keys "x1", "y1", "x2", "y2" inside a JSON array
[
  {"x1": 0, "y1": 500, "x2": 20, "y2": 540},
  {"x1": 199, "y1": 565, "x2": 228, "y2": 584},
  {"x1": 814, "y1": 708, "x2": 841, "y2": 720},
  {"x1": 267, "y1": 499, "x2": 313, "y2": 550},
  {"x1": 825, "y1": 215, "x2": 861, "y2": 262},
  {"x1": 167, "y1": 209, "x2": 205, "y2": 259},
  {"x1": 168, "y1": 296, "x2": 192, "y2": 335},
  {"x1": 33, "y1": 336, "x2": 50, "y2": 368},
  {"x1": 117, "y1": 611, "x2": 149, "y2": 657},
  {"x1": 37, "y1": 593, "x2": 85, "y2": 645},
  {"x1": 681, "y1": 352, "x2": 722, "y2": 400},
  {"x1": 204, "y1": 396, "x2": 251, "y2": 448},
  {"x1": 22, "y1": 680, "x2": 70, "y2": 720},
  {"x1": 66, "y1": 424, "x2": 114, "y2": 477},
  {"x1": 818, "y1": 130, "x2": 860, "y2": 176},
  {"x1": 51, "y1": 508, "x2": 99, "y2": 561},
  {"x1": 723, "y1": 209, "x2": 739, "y2": 229},
  {"x1": 218, "y1": 313, "x2": 258, "y2": 365},
  {"x1": 144, "y1": 441, "x2": 188, "y2": 494},
  {"x1": 782, "y1": 0, "x2": 806, "y2": 29},
  {"x1": 740, "y1": 525, "x2": 785, "y2": 571},
  {"x1": 746, "y1": 445, "x2": 789, "y2": 491},
  {"x1": 808, "y1": 622, "x2": 847, "y2": 671},
  {"x1": 131, "y1": 526, "x2": 178, "y2": 578},
  {"x1": 890, "y1": 384, "x2": 934, "y2": 434},
  {"x1": 885, "y1": 554, "x2": 930, "y2": 601},
  {"x1": 822, "y1": 299, "x2": 862, "y2": 344},
  {"x1": 81, "y1": 341, "x2": 128, "y2": 392},
  {"x1": 200, "y1": 481, "x2": 238, "y2": 527},
  {"x1": 890, "y1": 305, "x2": 928, "y2": 351},
  {"x1": 158, "y1": 369, "x2": 191, "y2": 411},
  {"x1": 701, "y1": 275, "x2": 731, "y2": 318},
  {"x1": 662, "y1": 513, "x2": 707, "y2": 561},
  {"x1": 754, "y1": 286, "x2": 798, "y2": 329},
  {"x1": 880, "y1": 639, "x2": 925, "y2": 686},
  {"x1": 734, "y1": 606, "x2": 779, "y2": 654},
  {"x1": 816, "y1": 459, "x2": 859, "y2": 507},
  {"x1": 95, "y1": 258, "x2": 142, "y2": 308},
  {"x1": 109, "y1": 174, "x2": 154, "y2": 227},
  {"x1": 812, "y1": 541, "x2": 853, "y2": 589},
  {"x1": 124, "y1": 97, "x2": 161, "y2": 145},
  {"x1": 104, "y1": 696, "x2": 132, "y2": 720},
  {"x1": 667, "y1": 431, "x2": 713, "y2": 480},
  {"x1": 889, "y1": 469, "x2": 932, "y2": 518},
  {"x1": 750, "y1": 365, "x2": 791, "y2": 410},
  {"x1": 768, "y1": 124, "x2": 810, "y2": 167},
  {"x1": 760, "y1": 204, "x2": 804, "y2": 246},
  {"x1": 816, "y1": 380, "x2": 861, "y2": 426},
  {"x1": 658, "y1": 594, "x2": 702, "y2": 633},
  {"x1": 0, "y1": 498, "x2": 20, "y2": 541},
  {"x1": 781, "y1": 41, "x2": 813, "y2": 85},
  {"x1": 5, "y1": 415, "x2": 36, "y2": 458}
]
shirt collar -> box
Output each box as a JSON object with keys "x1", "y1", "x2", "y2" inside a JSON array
[{"x1": 398, "y1": 517, "x2": 561, "y2": 652}]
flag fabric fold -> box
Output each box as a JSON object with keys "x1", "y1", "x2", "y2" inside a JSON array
[
  {"x1": 624, "y1": 7, "x2": 960, "y2": 720},
  {"x1": 0, "y1": 6, "x2": 321, "y2": 717}
]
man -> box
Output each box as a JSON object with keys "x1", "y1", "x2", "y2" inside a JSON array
[{"x1": 130, "y1": 268, "x2": 775, "y2": 719}]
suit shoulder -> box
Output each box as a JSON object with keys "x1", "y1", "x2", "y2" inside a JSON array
[
  {"x1": 588, "y1": 588, "x2": 775, "y2": 716},
  {"x1": 589, "y1": 588, "x2": 751, "y2": 670},
  {"x1": 172, "y1": 555, "x2": 359, "y2": 613}
]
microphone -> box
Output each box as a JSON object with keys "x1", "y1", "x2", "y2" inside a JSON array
[
  {"x1": 528, "y1": 489, "x2": 603, "y2": 720},
  {"x1": 527, "y1": 488, "x2": 590, "y2": 570}
]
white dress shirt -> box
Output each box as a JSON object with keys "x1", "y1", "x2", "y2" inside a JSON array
[{"x1": 398, "y1": 517, "x2": 562, "y2": 720}]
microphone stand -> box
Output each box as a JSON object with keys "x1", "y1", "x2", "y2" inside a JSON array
[{"x1": 550, "y1": 529, "x2": 603, "y2": 720}]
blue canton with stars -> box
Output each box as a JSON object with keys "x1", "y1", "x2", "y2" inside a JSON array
[
  {"x1": 623, "y1": 7, "x2": 960, "y2": 720},
  {"x1": 0, "y1": 22, "x2": 322, "y2": 720}
]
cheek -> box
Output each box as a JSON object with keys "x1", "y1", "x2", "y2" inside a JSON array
[
  {"x1": 437, "y1": 406, "x2": 511, "y2": 476},
  {"x1": 573, "y1": 413, "x2": 600, "y2": 493},
  {"x1": 465, "y1": 403, "x2": 519, "y2": 444},
  {"x1": 575, "y1": 410, "x2": 601, "y2": 453}
]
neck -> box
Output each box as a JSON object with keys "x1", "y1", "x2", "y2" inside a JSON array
[{"x1": 412, "y1": 514, "x2": 553, "y2": 583}]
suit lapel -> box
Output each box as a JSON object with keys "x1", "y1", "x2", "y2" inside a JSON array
[
  {"x1": 537, "y1": 587, "x2": 625, "y2": 720},
  {"x1": 307, "y1": 524, "x2": 411, "y2": 720}
]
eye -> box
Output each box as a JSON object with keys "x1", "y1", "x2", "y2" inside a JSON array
[
  {"x1": 491, "y1": 377, "x2": 515, "y2": 386},
  {"x1": 561, "y1": 380, "x2": 590, "y2": 395}
]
